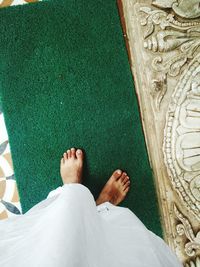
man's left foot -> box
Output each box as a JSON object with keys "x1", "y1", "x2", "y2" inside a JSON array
[
  {"x1": 96, "y1": 170, "x2": 130, "y2": 206},
  {"x1": 60, "y1": 148, "x2": 83, "y2": 184}
]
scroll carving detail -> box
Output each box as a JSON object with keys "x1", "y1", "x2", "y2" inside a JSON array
[
  {"x1": 139, "y1": 5, "x2": 200, "y2": 109},
  {"x1": 139, "y1": 3, "x2": 200, "y2": 219},
  {"x1": 174, "y1": 204, "x2": 200, "y2": 257},
  {"x1": 140, "y1": 7, "x2": 200, "y2": 77}
]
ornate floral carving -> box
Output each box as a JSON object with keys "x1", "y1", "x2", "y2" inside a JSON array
[
  {"x1": 152, "y1": 0, "x2": 200, "y2": 19},
  {"x1": 121, "y1": 0, "x2": 200, "y2": 263},
  {"x1": 185, "y1": 256, "x2": 200, "y2": 267},
  {"x1": 139, "y1": 5, "x2": 200, "y2": 108},
  {"x1": 174, "y1": 204, "x2": 200, "y2": 257},
  {"x1": 140, "y1": 7, "x2": 200, "y2": 75},
  {"x1": 163, "y1": 55, "x2": 200, "y2": 219},
  {"x1": 138, "y1": 3, "x2": 200, "y2": 214}
]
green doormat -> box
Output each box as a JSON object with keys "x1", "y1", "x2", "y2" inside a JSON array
[{"x1": 0, "y1": 0, "x2": 162, "y2": 236}]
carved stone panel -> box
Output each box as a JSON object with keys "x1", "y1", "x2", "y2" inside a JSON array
[{"x1": 119, "y1": 0, "x2": 200, "y2": 265}]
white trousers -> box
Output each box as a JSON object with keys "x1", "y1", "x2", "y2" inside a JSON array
[{"x1": 0, "y1": 184, "x2": 182, "y2": 267}]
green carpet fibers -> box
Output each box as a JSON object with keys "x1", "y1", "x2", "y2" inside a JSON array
[{"x1": 0, "y1": 0, "x2": 162, "y2": 236}]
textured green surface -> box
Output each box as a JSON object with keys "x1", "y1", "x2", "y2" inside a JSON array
[{"x1": 0, "y1": 0, "x2": 162, "y2": 236}]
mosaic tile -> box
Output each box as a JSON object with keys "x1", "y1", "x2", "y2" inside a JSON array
[
  {"x1": 0, "y1": 209, "x2": 8, "y2": 220},
  {"x1": 0, "y1": 180, "x2": 6, "y2": 199},
  {"x1": 1, "y1": 199, "x2": 21, "y2": 214},
  {"x1": 0, "y1": 0, "x2": 39, "y2": 8},
  {"x1": 0, "y1": 0, "x2": 43, "y2": 221},
  {"x1": 0, "y1": 166, "x2": 4, "y2": 178},
  {"x1": 0, "y1": 113, "x2": 22, "y2": 219}
]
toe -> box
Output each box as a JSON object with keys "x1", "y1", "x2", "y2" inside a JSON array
[
  {"x1": 71, "y1": 148, "x2": 76, "y2": 158},
  {"x1": 120, "y1": 172, "x2": 127, "y2": 183},
  {"x1": 123, "y1": 187, "x2": 130, "y2": 195},
  {"x1": 76, "y1": 149, "x2": 83, "y2": 159},
  {"x1": 111, "y1": 169, "x2": 122, "y2": 180},
  {"x1": 67, "y1": 149, "x2": 71, "y2": 158},
  {"x1": 123, "y1": 176, "x2": 129, "y2": 185},
  {"x1": 124, "y1": 180, "x2": 130, "y2": 190},
  {"x1": 63, "y1": 152, "x2": 67, "y2": 160},
  {"x1": 60, "y1": 157, "x2": 64, "y2": 164}
]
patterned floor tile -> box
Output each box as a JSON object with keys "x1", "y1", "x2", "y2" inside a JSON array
[
  {"x1": 0, "y1": 111, "x2": 22, "y2": 220},
  {"x1": 0, "y1": 0, "x2": 39, "y2": 8},
  {"x1": 0, "y1": 0, "x2": 42, "y2": 221}
]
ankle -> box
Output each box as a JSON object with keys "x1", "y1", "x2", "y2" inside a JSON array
[{"x1": 96, "y1": 193, "x2": 111, "y2": 206}]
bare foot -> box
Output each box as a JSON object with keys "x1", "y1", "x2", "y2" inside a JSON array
[
  {"x1": 96, "y1": 170, "x2": 130, "y2": 206},
  {"x1": 60, "y1": 148, "x2": 83, "y2": 184}
]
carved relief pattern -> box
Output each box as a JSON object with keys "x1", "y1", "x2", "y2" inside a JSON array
[
  {"x1": 174, "y1": 204, "x2": 200, "y2": 257},
  {"x1": 135, "y1": 1, "x2": 200, "y2": 264},
  {"x1": 163, "y1": 55, "x2": 200, "y2": 220},
  {"x1": 139, "y1": 5, "x2": 200, "y2": 110},
  {"x1": 151, "y1": 73, "x2": 167, "y2": 110},
  {"x1": 140, "y1": 7, "x2": 200, "y2": 76},
  {"x1": 152, "y1": 1, "x2": 200, "y2": 19},
  {"x1": 139, "y1": 3, "x2": 200, "y2": 219},
  {"x1": 185, "y1": 256, "x2": 200, "y2": 267}
]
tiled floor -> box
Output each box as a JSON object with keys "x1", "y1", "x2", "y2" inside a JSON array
[
  {"x1": 0, "y1": 0, "x2": 40, "y2": 220},
  {"x1": 0, "y1": 109, "x2": 22, "y2": 219},
  {"x1": 0, "y1": 0, "x2": 39, "y2": 8}
]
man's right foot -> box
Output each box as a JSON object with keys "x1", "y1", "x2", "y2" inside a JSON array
[
  {"x1": 60, "y1": 148, "x2": 83, "y2": 184},
  {"x1": 96, "y1": 170, "x2": 130, "y2": 206}
]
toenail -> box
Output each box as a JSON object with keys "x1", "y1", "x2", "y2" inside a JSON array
[
  {"x1": 77, "y1": 149, "x2": 82, "y2": 154},
  {"x1": 71, "y1": 148, "x2": 75, "y2": 150},
  {"x1": 117, "y1": 170, "x2": 121, "y2": 174}
]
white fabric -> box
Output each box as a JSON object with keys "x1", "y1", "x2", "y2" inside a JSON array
[{"x1": 0, "y1": 184, "x2": 183, "y2": 267}]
